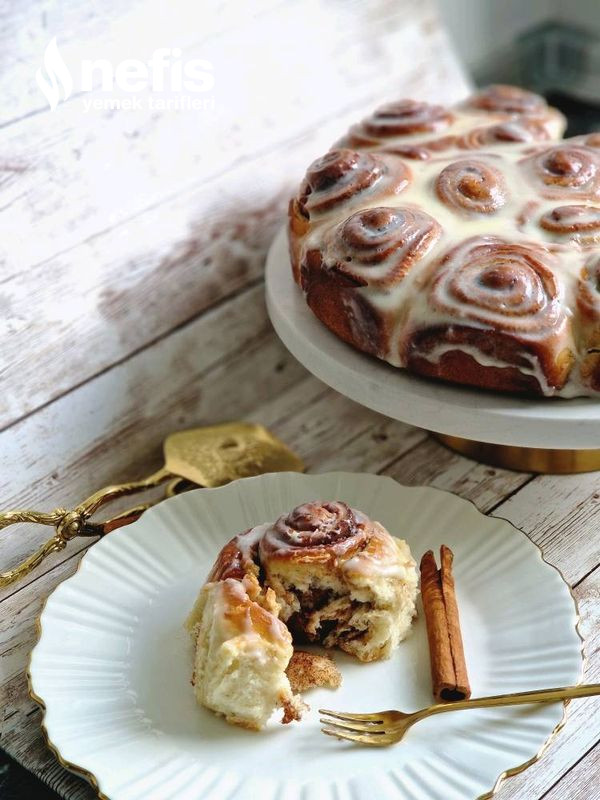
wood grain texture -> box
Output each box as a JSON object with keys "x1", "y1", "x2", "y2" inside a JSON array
[
  {"x1": 0, "y1": 284, "x2": 302, "y2": 597},
  {"x1": 491, "y1": 477, "x2": 600, "y2": 585},
  {"x1": 493, "y1": 566, "x2": 600, "y2": 800},
  {"x1": 541, "y1": 743, "x2": 599, "y2": 800},
  {"x1": 0, "y1": 0, "x2": 469, "y2": 429}
]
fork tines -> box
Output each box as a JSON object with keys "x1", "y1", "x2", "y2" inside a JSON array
[{"x1": 319, "y1": 708, "x2": 391, "y2": 745}]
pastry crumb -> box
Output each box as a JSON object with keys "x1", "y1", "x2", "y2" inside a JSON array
[
  {"x1": 286, "y1": 650, "x2": 343, "y2": 693},
  {"x1": 281, "y1": 694, "x2": 308, "y2": 724}
]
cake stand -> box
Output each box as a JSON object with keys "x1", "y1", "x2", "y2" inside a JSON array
[{"x1": 265, "y1": 227, "x2": 600, "y2": 474}]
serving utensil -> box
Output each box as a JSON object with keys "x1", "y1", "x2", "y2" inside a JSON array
[
  {"x1": 0, "y1": 421, "x2": 303, "y2": 587},
  {"x1": 320, "y1": 683, "x2": 600, "y2": 746}
]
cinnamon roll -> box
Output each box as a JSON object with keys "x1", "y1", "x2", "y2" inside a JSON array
[
  {"x1": 539, "y1": 205, "x2": 600, "y2": 245},
  {"x1": 523, "y1": 143, "x2": 600, "y2": 200},
  {"x1": 186, "y1": 502, "x2": 418, "y2": 729},
  {"x1": 258, "y1": 502, "x2": 417, "y2": 660},
  {"x1": 345, "y1": 100, "x2": 454, "y2": 148},
  {"x1": 300, "y1": 247, "x2": 389, "y2": 358},
  {"x1": 577, "y1": 254, "x2": 600, "y2": 319},
  {"x1": 287, "y1": 87, "x2": 598, "y2": 397},
  {"x1": 186, "y1": 575, "x2": 301, "y2": 730},
  {"x1": 457, "y1": 118, "x2": 552, "y2": 149},
  {"x1": 334, "y1": 86, "x2": 564, "y2": 159},
  {"x1": 436, "y1": 159, "x2": 507, "y2": 214},
  {"x1": 405, "y1": 237, "x2": 575, "y2": 395},
  {"x1": 298, "y1": 206, "x2": 441, "y2": 358},
  {"x1": 297, "y1": 149, "x2": 410, "y2": 217},
  {"x1": 288, "y1": 149, "x2": 410, "y2": 282},
  {"x1": 466, "y1": 84, "x2": 548, "y2": 115},
  {"x1": 322, "y1": 206, "x2": 441, "y2": 289},
  {"x1": 577, "y1": 255, "x2": 600, "y2": 390},
  {"x1": 288, "y1": 196, "x2": 311, "y2": 285}
]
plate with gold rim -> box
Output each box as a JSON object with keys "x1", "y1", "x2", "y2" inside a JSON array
[{"x1": 29, "y1": 471, "x2": 583, "y2": 800}]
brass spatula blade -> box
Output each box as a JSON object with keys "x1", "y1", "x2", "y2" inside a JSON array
[
  {"x1": 0, "y1": 421, "x2": 304, "y2": 587},
  {"x1": 163, "y1": 422, "x2": 305, "y2": 487}
]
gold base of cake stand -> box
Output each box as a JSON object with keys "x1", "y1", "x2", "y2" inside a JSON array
[{"x1": 433, "y1": 434, "x2": 600, "y2": 474}]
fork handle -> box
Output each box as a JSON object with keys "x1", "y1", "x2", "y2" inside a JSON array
[{"x1": 425, "y1": 683, "x2": 600, "y2": 716}]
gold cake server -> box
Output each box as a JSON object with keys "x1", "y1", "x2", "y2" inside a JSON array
[{"x1": 0, "y1": 422, "x2": 304, "y2": 588}]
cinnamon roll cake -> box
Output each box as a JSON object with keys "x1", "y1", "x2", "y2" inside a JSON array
[
  {"x1": 186, "y1": 501, "x2": 418, "y2": 729},
  {"x1": 289, "y1": 85, "x2": 600, "y2": 397}
]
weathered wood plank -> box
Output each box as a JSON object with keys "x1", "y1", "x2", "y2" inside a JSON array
[
  {"x1": 0, "y1": 285, "x2": 311, "y2": 598},
  {"x1": 1, "y1": 1, "x2": 467, "y2": 135},
  {"x1": 1, "y1": 2, "x2": 467, "y2": 271},
  {"x1": 0, "y1": 0, "x2": 468, "y2": 428},
  {"x1": 492, "y1": 566, "x2": 600, "y2": 800},
  {"x1": 541, "y1": 743, "x2": 599, "y2": 800},
  {"x1": 1, "y1": 159, "x2": 291, "y2": 428},
  {"x1": 383, "y1": 436, "x2": 533, "y2": 513},
  {"x1": 0, "y1": 0, "x2": 284, "y2": 125},
  {"x1": 491, "y1": 474, "x2": 600, "y2": 586}
]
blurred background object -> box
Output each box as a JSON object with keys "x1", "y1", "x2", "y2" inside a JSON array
[
  {"x1": 517, "y1": 22, "x2": 600, "y2": 135},
  {"x1": 437, "y1": 0, "x2": 600, "y2": 134}
]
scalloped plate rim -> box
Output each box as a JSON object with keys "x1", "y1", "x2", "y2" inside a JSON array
[{"x1": 29, "y1": 471, "x2": 584, "y2": 800}]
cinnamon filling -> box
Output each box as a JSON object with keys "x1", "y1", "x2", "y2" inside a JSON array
[{"x1": 283, "y1": 583, "x2": 372, "y2": 647}]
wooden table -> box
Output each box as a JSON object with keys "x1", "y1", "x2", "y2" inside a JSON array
[{"x1": 0, "y1": 2, "x2": 598, "y2": 798}]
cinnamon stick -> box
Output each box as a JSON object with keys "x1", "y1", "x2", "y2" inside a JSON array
[{"x1": 420, "y1": 545, "x2": 471, "y2": 703}]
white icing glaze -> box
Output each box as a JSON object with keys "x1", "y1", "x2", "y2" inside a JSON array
[
  {"x1": 417, "y1": 341, "x2": 555, "y2": 396},
  {"x1": 339, "y1": 105, "x2": 565, "y2": 153},
  {"x1": 234, "y1": 503, "x2": 408, "y2": 582},
  {"x1": 293, "y1": 95, "x2": 600, "y2": 397},
  {"x1": 342, "y1": 525, "x2": 416, "y2": 579},
  {"x1": 258, "y1": 501, "x2": 372, "y2": 559},
  {"x1": 214, "y1": 578, "x2": 288, "y2": 648},
  {"x1": 235, "y1": 523, "x2": 271, "y2": 560}
]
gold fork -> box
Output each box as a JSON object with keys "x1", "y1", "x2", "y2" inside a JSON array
[{"x1": 320, "y1": 683, "x2": 600, "y2": 746}]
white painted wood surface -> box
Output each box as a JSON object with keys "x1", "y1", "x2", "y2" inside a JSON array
[
  {"x1": 0, "y1": 0, "x2": 468, "y2": 428},
  {"x1": 0, "y1": 2, "x2": 598, "y2": 799}
]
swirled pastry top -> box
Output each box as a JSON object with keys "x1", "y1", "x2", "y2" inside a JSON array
[
  {"x1": 209, "y1": 501, "x2": 412, "y2": 579},
  {"x1": 288, "y1": 86, "x2": 600, "y2": 397},
  {"x1": 203, "y1": 501, "x2": 418, "y2": 667},
  {"x1": 335, "y1": 85, "x2": 565, "y2": 158}
]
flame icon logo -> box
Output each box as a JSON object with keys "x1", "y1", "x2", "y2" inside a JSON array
[{"x1": 36, "y1": 38, "x2": 73, "y2": 111}]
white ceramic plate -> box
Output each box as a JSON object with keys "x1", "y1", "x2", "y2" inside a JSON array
[
  {"x1": 265, "y1": 226, "x2": 600, "y2": 448},
  {"x1": 29, "y1": 472, "x2": 583, "y2": 800}
]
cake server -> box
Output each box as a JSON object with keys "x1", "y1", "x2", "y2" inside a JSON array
[{"x1": 0, "y1": 421, "x2": 304, "y2": 588}]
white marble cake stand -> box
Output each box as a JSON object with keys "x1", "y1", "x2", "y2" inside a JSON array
[{"x1": 265, "y1": 227, "x2": 600, "y2": 473}]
